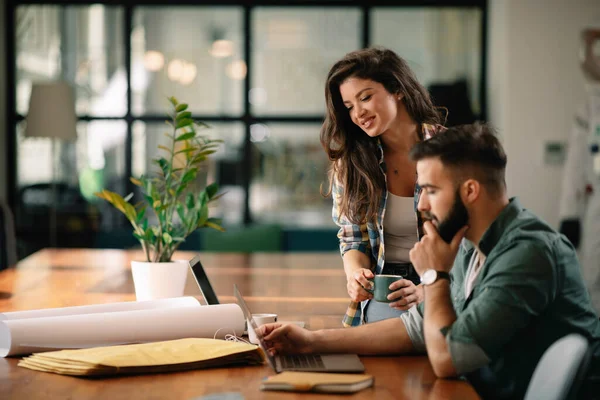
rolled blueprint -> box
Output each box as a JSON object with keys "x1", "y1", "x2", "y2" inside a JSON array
[{"x1": 0, "y1": 301, "x2": 245, "y2": 357}]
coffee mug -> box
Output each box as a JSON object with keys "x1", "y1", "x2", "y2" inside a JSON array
[
  {"x1": 368, "y1": 274, "x2": 403, "y2": 303},
  {"x1": 248, "y1": 313, "x2": 278, "y2": 344}
]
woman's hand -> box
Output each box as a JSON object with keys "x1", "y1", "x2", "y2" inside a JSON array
[
  {"x1": 387, "y1": 279, "x2": 424, "y2": 310},
  {"x1": 347, "y1": 268, "x2": 374, "y2": 302}
]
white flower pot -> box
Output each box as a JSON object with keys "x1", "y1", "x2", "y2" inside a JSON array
[{"x1": 130, "y1": 260, "x2": 188, "y2": 301}]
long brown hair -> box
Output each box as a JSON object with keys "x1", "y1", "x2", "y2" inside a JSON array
[{"x1": 320, "y1": 47, "x2": 440, "y2": 225}]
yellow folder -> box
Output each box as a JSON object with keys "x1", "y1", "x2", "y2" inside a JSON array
[{"x1": 18, "y1": 338, "x2": 264, "y2": 376}]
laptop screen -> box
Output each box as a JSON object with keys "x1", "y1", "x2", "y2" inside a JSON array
[
  {"x1": 189, "y1": 255, "x2": 220, "y2": 305},
  {"x1": 233, "y1": 284, "x2": 277, "y2": 370}
]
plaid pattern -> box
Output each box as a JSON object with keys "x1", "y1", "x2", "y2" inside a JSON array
[{"x1": 332, "y1": 124, "x2": 444, "y2": 327}]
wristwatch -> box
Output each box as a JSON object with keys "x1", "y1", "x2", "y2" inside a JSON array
[{"x1": 421, "y1": 269, "x2": 451, "y2": 286}]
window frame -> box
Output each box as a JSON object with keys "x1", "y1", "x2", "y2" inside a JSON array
[{"x1": 4, "y1": 0, "x2": 488, "y2": 226}]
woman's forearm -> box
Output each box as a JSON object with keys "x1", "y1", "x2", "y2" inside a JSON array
[{"x1": 342, "y1": 250, "x2": 372, "y2": 280}]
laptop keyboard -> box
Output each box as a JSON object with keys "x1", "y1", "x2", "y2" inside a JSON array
[{"x1": 281, "y1": 354, "x2": 326, "y2": 370}]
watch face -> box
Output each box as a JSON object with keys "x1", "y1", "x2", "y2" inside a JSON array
[{"x1": 422, "y1": 269, "x2": 437, "y2": 285}]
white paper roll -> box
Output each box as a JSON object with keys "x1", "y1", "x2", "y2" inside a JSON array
[
  {"x1": 0, "y1": 303, "x2": 245, "y2": 357},
  {"x1": 0, "y1": 297, "x2": 201, "y2": 321}
]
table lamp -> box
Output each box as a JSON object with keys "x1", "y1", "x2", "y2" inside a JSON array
[{"x1": 24, "y1": 81, "x2": 78, "y2": 248}]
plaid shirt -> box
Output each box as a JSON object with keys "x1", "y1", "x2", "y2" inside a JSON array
[{"x1": 332, "y1": 124, "x2": 444, "y2": 327}]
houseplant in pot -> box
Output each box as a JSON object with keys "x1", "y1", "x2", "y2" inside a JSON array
[{"x1": 96, "y1": 96, "x2": 224, "y2": 301}]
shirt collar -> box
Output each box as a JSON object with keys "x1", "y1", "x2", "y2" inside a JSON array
[{"x1": 476, "y1": 197, "x2": 523, "y2": 256}]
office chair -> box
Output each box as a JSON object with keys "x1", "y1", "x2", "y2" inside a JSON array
[
  {"x1": 524, "y1": 333, "x2": 591, "y2": 400},
  {"x1": 0, "y1": 201, "x2": 18, "y2": 271}
]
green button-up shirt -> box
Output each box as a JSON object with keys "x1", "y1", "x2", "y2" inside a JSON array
[{"x1": 401, "y1": 197, "x2": 600, "y2": 398}]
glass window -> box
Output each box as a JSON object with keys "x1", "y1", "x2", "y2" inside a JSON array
[
  {"x1": 16, "y1": 120, "x2": 127, "y2": 243},
  {"x1": 372, "y1": 8, "x2": 482, "y2": 121},
  {"x1": 16, "y1": 5, "x2": 125, "y2": 117},
  {"x1": 250, "y1": 123, "x2": 335, "y2": 228},
  {"x1": 132, "y1": 121, "x2": 245, "y2": 226},
  {"x1": 132, "y1": 7, "x2": 244, "y2": 116},
  {"x1": 251, "y1": 7, "x2": 361, "y2": 116}
]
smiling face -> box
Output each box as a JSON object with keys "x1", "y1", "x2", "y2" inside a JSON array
[
  {"x1": 417, "y1": 157, "x2": 470, "y2": 243},
  {"x1": 339, "y1": 77, "x2": 403, "y2": 138}
]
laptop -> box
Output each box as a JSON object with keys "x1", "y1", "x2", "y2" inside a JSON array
[
  {"x1": 189, "y1": 255, "x2": 305, "y2": 329},
  {"x1": 233, "y1": 284, "x2": 365, "y2": 373},
  {"x1": 188, "y1": 255, "x2": 220, "y2": 305}
]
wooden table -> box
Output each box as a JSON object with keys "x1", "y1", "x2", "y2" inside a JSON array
[{"x1": 0, "y1": 249, "x2": 479, "y2": 400}]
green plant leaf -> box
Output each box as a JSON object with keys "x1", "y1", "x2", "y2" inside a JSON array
[
  {"x1": 208, "y1": 191, "x2": 227, "y2": 203},
  {"x1": 197, "y1": 204, "x2": 209, "y2": 226},
  {"x1": 186, "y1": 193, "x2": 195, "y2": 209},
  {"x1": 205, "y1": 221, "x2": 225, "y2": 232},
  {"x1": 153, "y1": 200, "x2": 161, "y2": 208},
  {"x1": 168, "y1": 96, "x2": 178, "y2": 106},
  {"x1": 136, "y1": 207, "x2": 146, "y2": 223},
  {"x1": 175, "y1": 131, "x2": 196, "y2": 141},
  {"x1": 206, "y1": 217, "x2": 223, "y2": 225},
  {"x1": 181, "y1": 168, "x2": 198, "y2": 185},
  {"x1": 175, "y1": 103, "x2": 188, "y2": 112},
  {"x1": 176, "y1": 118, "x2": 194, "y2": 129},
  {"x1": 156, "y1": 158, "x2": 169, "y2": 176},
  {"x1": 197, "y1": 149, "x2": 217, "y2": 157},
  {"x1": 124, "y1": 203, "x2": 137, "y2": 223},
  {"x1": 198, "y1": 191, "x2": 209, "y2": 208},
  {"x1": 157, "y1": 145, "x2": 172, "y2": 154},
  {"x1": 162, "y1": 232, "x2": 173, "y2": 244},
  {"x1": 130, "y1": 177, "x2": 143, "y2": 187},
  {"x1": 175, "y1": 111, "x2": 192, "y2": 121},
  {"x1": 176, "y1": 204, "x2": 186, "y2": 223},
  {"x1": 175, "y1": 147, "x2": 196, "y2": 155},
  {"x1": 190, "y1": 155, "x2": 207, "y2": 164},
  {"x1": 195, "y1": 121, "x2": 210, "y2": 129},
  {"x1": 205, "y1": 182, "x2": 219, "y2": 199}
]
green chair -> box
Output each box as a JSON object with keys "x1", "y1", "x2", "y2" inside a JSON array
[{"x1": 201, "y1": 224, "x2": 282, "y2": 253}]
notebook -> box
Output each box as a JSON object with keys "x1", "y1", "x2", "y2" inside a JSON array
[
  {"x1": 260, "y1": 371, "x2": 374, "y2": 394},
  {"x1": 233, "y1": 284, "x2": 365, "y2": 373}
]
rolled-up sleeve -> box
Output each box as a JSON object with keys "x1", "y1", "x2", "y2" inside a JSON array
[
  {"x1": 443, "y1": 243, "x2": 555, "y2": 374},
  {"x1": 332, "y1": 180, "x2": 370, "y2": 256},
  {"x1": 400, "y1": 303, "x2": 426, "y2": 353}
]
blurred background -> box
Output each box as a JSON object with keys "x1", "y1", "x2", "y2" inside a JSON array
[{"x1": 0, "y1": 0, "x2": 598, "y2": 260}]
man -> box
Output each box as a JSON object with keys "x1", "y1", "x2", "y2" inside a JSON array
[{"x1": 259, "y1": 123, "x2": 600, "y2": 399}]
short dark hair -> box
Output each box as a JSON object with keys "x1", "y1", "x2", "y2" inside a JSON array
[{"x1": 410, "y1": 123, "x2": 507, "y2": 196}]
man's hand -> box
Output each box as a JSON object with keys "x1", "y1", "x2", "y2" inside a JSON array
[
  {"x1": 387, "y1": 279, "x2": 424, "y2": 310},
  {"x1": 257, "y1": 323, "x2": 315, "y2": 355},
  {"x1": 347, "y1": 268, "x2": 374, "y2": 302},
  {"x1": 410, "y1": 222, "x2": 468, "y2": 276}
]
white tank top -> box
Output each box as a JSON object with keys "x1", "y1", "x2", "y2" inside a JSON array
[{"x1": 384, "y1": 193, "x2": 418, "y2": 263}]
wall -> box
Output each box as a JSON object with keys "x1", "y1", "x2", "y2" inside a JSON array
[
  {"x1": 0, "y1": 0, "x2": 6, "y2": 202},
  {"x1": 487, "y1": 0, "x2": 600, "y2": 228}
]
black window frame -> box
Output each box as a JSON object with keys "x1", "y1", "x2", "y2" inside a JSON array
[{"x1": 4, "y1": 0, "x2": 488, "y2": 226}]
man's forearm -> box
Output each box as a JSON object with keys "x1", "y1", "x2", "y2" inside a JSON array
[
  {"x1": 424, "y1": 280, "x2": 457, "y2": 377},
  {"x1": 311, "y1": 317, "x2": 416, "y2": 355}
]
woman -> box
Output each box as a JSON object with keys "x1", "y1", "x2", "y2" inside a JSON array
[{"x1": 320, "y1": 47, "x2": 445, "y2": 326}]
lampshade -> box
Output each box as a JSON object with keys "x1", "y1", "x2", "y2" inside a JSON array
[{"x1": 24, "y1": 81, "x2": 78, "y2": 141}]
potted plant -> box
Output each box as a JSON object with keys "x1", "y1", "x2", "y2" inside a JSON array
[{"x1": 96, "y1": 96, "x2": 224, "y2": 301}]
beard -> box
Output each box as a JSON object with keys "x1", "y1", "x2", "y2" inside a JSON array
[{"x1": 423, "y1": 189, "x2": 469, "y2": 244}]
